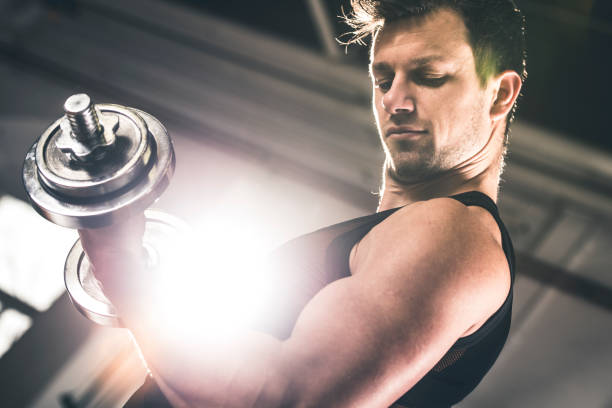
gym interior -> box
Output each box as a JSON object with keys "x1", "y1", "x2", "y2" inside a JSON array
[{"x1": 0, "y1": 1, "x2": 611, "y2": 407}]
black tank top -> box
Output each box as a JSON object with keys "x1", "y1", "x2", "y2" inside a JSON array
[{"x1": 126, "y1": 191, "x2": 515, "y2": 407}]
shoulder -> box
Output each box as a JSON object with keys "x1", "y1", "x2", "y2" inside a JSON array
[
  {"x1": 352, "y1": 196, "x2": 510, "y2": 330},
  {"x1": 385, "y1": 196, "x2": 494, "y2": 234},
  {"x1": 359, "y1": 196, "x2": 504, "y2": 262}
]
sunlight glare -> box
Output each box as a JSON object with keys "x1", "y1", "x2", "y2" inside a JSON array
[{"x1": 149, "y1": 210, "x2": 281, "y2": 344}]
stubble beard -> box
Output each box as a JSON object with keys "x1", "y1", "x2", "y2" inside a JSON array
[
  {"x1": 385, "y1": 135, "x2": 446, "y2": 184},
  {"x1": 385, "y1": 122, "x2": 482, "y2": 184},
  {"x1": 385, "y1": 111, "x2": 487, "y2": 184}
]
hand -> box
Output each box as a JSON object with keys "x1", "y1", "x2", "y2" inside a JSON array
[{"x1": 78, "y1": 213, "x2": 147, "y2": 302}]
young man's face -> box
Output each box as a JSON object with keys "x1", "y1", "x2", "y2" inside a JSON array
[{"x1": 370, "y1": 8, "x2": 495, "y2": 183}]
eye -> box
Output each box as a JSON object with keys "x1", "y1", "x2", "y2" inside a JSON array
[
  {"x1": 375, "y1": 79, "x2": 393, "y2": 93},
  {"x1": 415, "y1": 74, "x2": 448, "y2": 88}
]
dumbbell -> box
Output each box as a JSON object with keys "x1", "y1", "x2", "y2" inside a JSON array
[{"x1": 23, "y1": 94, "x2": 179, "y2": 327}]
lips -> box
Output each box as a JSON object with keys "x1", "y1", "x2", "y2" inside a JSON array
[{"x1": 386, "y1": 126, "x2": 428, "y2": 139}]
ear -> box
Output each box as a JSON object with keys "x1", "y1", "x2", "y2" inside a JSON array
[{"x1": 490, "y1": 70, "x2": 522, "y2": 122}]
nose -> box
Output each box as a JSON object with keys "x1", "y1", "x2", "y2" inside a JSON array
[{"x1": 381, "y1": 79, "x2": 416, "y2": 115}]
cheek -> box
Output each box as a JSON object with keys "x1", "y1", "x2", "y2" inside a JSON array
[
  {"x1": 419, "y1": 90, "x2": 455, "y2": 141},
  {"x1": 372, "y1": 92, "x2": 385, "y2": 126},
  {"x1": 428, "y1": 83, "x2": 482, "y2": 132}
]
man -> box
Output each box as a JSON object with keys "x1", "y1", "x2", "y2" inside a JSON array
[{"x1": 80, "y1": 0, "x2": 526, "y2": 406}]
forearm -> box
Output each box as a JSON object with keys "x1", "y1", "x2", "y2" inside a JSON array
[
  {"x1": 87, "y1": 257, "x2": 287, "y2": 408},
  {"x1": 132, "y1": 319, "x2": 289, "y2": 407}
]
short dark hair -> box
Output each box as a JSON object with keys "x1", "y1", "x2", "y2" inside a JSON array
[{"x1": 344, "y1": 0, "x2": 527, "y2": 139}]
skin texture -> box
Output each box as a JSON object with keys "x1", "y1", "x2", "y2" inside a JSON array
[
  {"x1": 79, "y1": 7, "x2": 522, "y2": 408},
  {"x1": 372, "y1": 11, "x2": 489, "y2": 183},
  {"x1": 371, "y1": 9, "x2": 522, "y2": 208}
]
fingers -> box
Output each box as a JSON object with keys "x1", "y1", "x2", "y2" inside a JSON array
[{"x1": 78, "y1": 213, "x2": 147, "y2": 285}]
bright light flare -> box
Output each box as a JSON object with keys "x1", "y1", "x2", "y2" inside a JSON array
[{"x1": 148, "y1": 211, "x2": 282, "y2": 345}]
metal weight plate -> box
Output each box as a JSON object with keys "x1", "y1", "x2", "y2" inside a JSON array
[
  {"x1": 36, "y1": 104, "x2": 150, "y2": 198},
  {"x1": 23, "y1": 105, "x2": 175, "y2": 229},
  {"x1": 64, "y1": 210, "x2": 188, "y2": 327}
]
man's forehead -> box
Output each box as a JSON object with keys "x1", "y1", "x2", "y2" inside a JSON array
[
  {"x1": 371, "y1": 8, "x2": 470, "y2": 65},
  {"x1": 371, "y1": 55, "x2": 448, "y2": 73}
]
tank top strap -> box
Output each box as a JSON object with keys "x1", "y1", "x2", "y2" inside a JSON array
[
  {"x1": 448, "y1": 190, "x2": 515, "y2": 284},
  {"x1": 448, "y1": 190, "x2": 499, "y2": 217},
  {"x1": 443, "y1": 191, "x2": 516, "y2": 348}
]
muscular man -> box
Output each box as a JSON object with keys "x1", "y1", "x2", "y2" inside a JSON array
[{"x1": 80, "y1": 0, "x2": 526, "y2": 406}]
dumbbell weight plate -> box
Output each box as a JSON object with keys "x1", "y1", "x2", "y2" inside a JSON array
[
  {"x1": 23, "y1": 107, "x2": 174, "y2": 229},
  {"x1": 36, "y1": 104, "x2": 150, "y2": 198},
  {"x1": 64, "y1": 210, "x2": 188, "y2": 327}
]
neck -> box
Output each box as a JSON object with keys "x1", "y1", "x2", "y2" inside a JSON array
[{"x1": 377, "y1": 129, "x2": 504, "y2": 211}]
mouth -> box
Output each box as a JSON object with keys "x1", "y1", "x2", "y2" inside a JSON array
[{"x1": 386, "y1": 127, "x2": 428, "y2": 139}]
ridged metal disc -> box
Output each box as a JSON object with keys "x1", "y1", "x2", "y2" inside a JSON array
[
  {"x1": 23, "y1": 107, "x2": 175, "y2": 229},
  {"x1": 36, "y1": 104, "x2": 150, "y2": 198}
]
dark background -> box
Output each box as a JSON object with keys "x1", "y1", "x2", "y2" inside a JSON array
[{"x1": 172, "y1": 0, "x2": 612, "y2": 154}]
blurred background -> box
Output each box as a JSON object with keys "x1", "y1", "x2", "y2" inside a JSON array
[{"x1": 0, "y1": 0, "x2": 611, "y2": 406}]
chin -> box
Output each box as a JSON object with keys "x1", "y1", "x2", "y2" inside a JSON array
[
  {"x1": 387, "y1": 150, "x2": 435, "y2": 180},
  {"x1": 388, "y1": 161, "x2": 436, "y2": 184}
]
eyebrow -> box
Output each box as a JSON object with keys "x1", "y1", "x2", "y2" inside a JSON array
[{"x1": 370, "y1": 55, "x2": 448, "y2": 75}]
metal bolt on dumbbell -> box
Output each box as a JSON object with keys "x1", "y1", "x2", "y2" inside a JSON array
[
  {"x1": 56, "y1": 94, "x2": 118, "y2": 162},
  {"x1": 23, "y1": 94, "x2": 180, "y2": 327}
]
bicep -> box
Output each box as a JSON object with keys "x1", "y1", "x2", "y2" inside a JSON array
[
  {"x1": 276, "y1": 203, "x2": 509, "y2": 407},
  {"x1": 279, "y1": 271, "x2": 468, "y2": 407}
]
